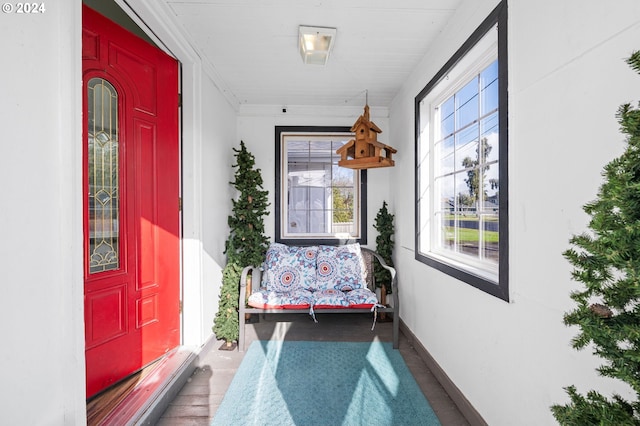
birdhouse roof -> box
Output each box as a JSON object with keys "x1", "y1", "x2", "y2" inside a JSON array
[
  {"x1": 350, "y1": 104, "x2": 382, "y2": 134},
  {"x1": 369, "y1": 140, "x2": 397, "y2": 153},
  {"x1": 336, "y1": 139, "x2": 355, "y2": 154}
]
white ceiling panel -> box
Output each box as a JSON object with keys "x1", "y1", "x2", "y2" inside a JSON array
[{"x1": 165, "y1": 0, "x2": 462, "y2": 107}]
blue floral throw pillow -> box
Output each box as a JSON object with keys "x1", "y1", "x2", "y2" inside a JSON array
[
  {"x1": 261, "y1": 243, "x2": 318, "y2": 292},
  {"x1": 314, "y1": 243, "x2": 367, "y2": 291}
]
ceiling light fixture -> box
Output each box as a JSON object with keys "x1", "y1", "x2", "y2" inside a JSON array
[{"x1": 298, "y1": 25, "x2": 337, "y2": 66}]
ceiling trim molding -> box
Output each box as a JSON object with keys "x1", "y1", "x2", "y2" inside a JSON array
[
  {"x1": 122, "y1": 0, "x2": 240, "y2": 111},
  {"x1": 237, "y1": 104, "x2": 390, "y2": 118}
]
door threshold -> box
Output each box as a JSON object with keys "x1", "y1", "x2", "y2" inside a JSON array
[{"x1": 87, "y1": 345, "x2": 199, "y2": 426}]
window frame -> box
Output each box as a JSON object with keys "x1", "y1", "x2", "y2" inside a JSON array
[
  {"x1": 414, "y1": 1, "x2": 509, "y2": 301},
  {"x1": 275, "y1": 125, "x2": 368, "y2": 246}
]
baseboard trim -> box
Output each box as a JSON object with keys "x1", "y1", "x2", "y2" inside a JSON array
[{"x1": 400, "y1": 320, "x2": 487, "y2": 426}]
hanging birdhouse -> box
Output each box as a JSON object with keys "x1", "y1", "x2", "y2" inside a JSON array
[{"x1": 336, "y1": 104, "x2": 397, "y2": 169}]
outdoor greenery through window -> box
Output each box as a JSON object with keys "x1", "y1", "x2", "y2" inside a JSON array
[
  {"x1": 276, "y1": 127, "x2": 366, "y2": 244},
  {"x1": 415, "y1": 1, "x2": 508, "y2": 300},
  {"x1": 435, "y1": 58, "x2": 499, "y2": 266}
]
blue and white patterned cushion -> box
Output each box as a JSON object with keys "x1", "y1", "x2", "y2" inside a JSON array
[
  {"x1": 247, "y1": 289, "x2": 313, "y2": 309},
  {"x1": 314, "y1": 243, "x2": 367, "y2": 291},
  {"x1": 344, "y1": 288, "x2": 378, "y2": 307},
  {"x1": 261, "y1": 243, "x2": 318, "y2": 292},
  {"x1": 311, "y1": 288, "x2": 349, "y2": 308}
]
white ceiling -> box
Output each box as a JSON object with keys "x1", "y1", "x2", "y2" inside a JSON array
[{"x1": 164, "y1": 0, "x2": 462, "y2": 108}]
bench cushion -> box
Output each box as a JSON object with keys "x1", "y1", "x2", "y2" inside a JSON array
[
  {"x1": 261, "y1": 243, "x2": 318, "y2": 292},
  {"x1": 311, "y1": 288, "x2": 349, "y2": 308},
  {"x1": 250, "y1": 243, "x2": 378, "y2": 311},
  {"x1": 247, "y1": 289, "x2": 313, "y2": 309},
  {"x1": 314, "y1": 243, "x2": 367, "y2": 291},
  {"x1": 344, "y1": 288, "x2": 378, "y2": 308}
]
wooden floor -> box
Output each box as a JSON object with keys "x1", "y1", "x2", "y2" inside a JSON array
[{"x1": 155, "y1": 313, "x2": 471, "y2": 425}]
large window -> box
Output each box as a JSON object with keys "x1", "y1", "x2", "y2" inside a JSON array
[
  {"x1": 415, "y1": 1, "x2": 508, "y2": 300},
  {"x1": 276, "y1": 126, "x2": 367, "y2": 245}
]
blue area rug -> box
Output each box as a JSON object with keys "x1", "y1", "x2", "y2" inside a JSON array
[{"x1": 212, "y1": 340, "x2": 441, "y2": 426}]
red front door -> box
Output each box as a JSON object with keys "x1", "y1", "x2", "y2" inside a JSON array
[{"x1": 82, "y1": 5, "x2": 181, "y2": 398}]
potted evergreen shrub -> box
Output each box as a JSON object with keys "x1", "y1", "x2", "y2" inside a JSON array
[
  {"x1": 551, "y1": 51, "x2": 640, "y2": 424},
  {"x1": 212, "y1": 141, "x2": 269, "y2": 350},
  {"x1": 374, "y1": 201, "x2": 395, "y2": 318}
]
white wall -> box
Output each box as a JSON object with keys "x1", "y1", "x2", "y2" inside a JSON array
[
  {"x1": 236, "y1": 105, "x2": 392, "y2": 248},
  {"x1": 180, "y1": 64, "x2": 237, "y2": 346},
  {"x1": 197, "y1": 75, "x2": 238, "y2": 343},
  {"x1": 389, "y1": 0, "x2": 640, "y2": 424},
  {"x1": 0, "y1": 1, "x2": 86, "y2": 424}
]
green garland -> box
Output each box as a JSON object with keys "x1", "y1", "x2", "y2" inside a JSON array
[
  {"x1": 374, "y1": 201, "x2": 395, "y2": 293},
  {"x1": 213, "y1": 141, "x2": 270, "y2": 344}
]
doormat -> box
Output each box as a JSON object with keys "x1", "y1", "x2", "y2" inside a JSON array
[{"x1": 211, "y1": 340, "x2": 441, "y2": 425}]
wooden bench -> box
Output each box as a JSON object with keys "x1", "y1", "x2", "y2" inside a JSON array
[{"x1": 238, "y1": 244, "x2": 398, "y2": 352}]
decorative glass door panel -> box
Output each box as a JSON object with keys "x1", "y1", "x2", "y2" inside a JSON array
[{"x1": 87, "y1": 78, "x2": 120, "y2": 274}]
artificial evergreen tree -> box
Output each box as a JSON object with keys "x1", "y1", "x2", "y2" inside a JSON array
[
  {"x1": 213, "y1": 141, "x2": 270, "y2": 347},
  {"x1": 551, "y1": 51, "x2": 640, "y2": 425},
  {"x1": 374, "y1": 201, "x2": 395, "y2": 294}
]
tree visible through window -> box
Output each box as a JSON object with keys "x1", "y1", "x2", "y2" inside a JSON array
[{"x1": 434, "y1": 59, "x2": 499, "y2": 264}]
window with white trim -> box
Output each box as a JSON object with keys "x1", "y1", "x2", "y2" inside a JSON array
[
  {"x1": 276, "y1": 126, "x2": 367, "y2": 245},
  {"x1": 415, "y1": 2, "x2": 508, "y2": 300}
]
